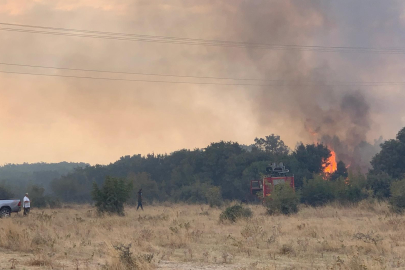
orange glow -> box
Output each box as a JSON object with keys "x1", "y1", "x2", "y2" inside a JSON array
[{"x1": 323, "y1": 149, "x2": 337, "y2": 174}]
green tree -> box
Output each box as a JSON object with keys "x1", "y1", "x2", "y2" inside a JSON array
[
  {"x1": 294, "y1": 144, "x2": 330, "y2": 174},
  {"x1": 254, "y1": 134, "x2": 290, "y2": 155},
  {"x1": 371, "y1": 127, "x2": 405, "y2": 179},
  {"x1": 202, "y1": 141, "x2": 245, "y2": 199},
  {"x1": 92, "y1": 176, "x2": 133, "y2": 215},
  {"x1": 292, "y1": 143, "x2": 331, "y2": 187}
]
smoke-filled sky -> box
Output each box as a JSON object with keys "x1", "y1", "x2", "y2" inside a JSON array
[{"x1": 1, "y1": 0, "x2": 405, "y2": 165}]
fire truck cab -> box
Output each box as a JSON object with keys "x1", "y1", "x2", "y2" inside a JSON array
[{"x1": 250, "y1": 162, "x2": 294, "y2": 199}]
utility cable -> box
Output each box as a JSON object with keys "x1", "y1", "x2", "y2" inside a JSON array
[
  {"x1": 1, "y1": 22, "x2": 405, "y2": 54},
  {"x1": 1, "y1": 69, "x2": 405, "y2": 87},
  {"x1": 1, "y1": 61, "x2": 405, "y2": 86}
]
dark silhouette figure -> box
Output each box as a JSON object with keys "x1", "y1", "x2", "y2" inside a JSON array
[{"x1": 137, "y1": 189, "x2": 143, "y2": 211}]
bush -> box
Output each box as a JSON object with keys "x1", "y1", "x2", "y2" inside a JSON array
[
  {"x1": 389, "y1": 179, "x2": 405, "y2": 213},
  {"x1": 92, "y1": 176, "x2": 133, "y2": 215},
  {"x1": 219, "y1": 205, "x2": 252, "y2": 223},
  {"x1": 265, "y1": 183, "x2": 299, "y2": 215},
  {"x1": 334, "y1": 173, "x2": 367, "y2": 205},
  {"x1": 333, "y1": 180, "x2": 361, "y2": 205},
  {"x1": 301, "y1": 175, "x2": 335, "y2": 206}
]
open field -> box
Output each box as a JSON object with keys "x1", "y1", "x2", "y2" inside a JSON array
[{"x1": 1, "y1": 202, "x2": 405, "y2": 270}]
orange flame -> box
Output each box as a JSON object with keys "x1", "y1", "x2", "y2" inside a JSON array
[{"x1": 323, "y1": 150, "x2": 337, "y2": 174}]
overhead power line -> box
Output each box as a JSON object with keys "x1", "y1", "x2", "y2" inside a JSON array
[
  {"x1": 0, "y1": 70, "x2": 275, "y2": 86},
  {"x1": 2, "y1": 62, "x2": 405, "y2": 86},
  {"x1": 1, "y1": 22, "x2": 405, "y2": 54},
  {"x1": 0, "y1": 62, "x2": 268, "y2": 82}
]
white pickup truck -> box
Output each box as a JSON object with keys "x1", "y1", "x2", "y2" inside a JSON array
[{"x1": 0, "y1": 199, "x2": 21, "y2": 217}]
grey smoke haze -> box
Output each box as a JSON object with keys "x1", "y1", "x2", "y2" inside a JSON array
[{"x1": 1, "y1": 0, "x2": 405, "y2": 165}]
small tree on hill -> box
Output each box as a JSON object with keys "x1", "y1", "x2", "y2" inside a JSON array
[{"x1": 92, "y1": 176, "x2": 132, "y2": 215}]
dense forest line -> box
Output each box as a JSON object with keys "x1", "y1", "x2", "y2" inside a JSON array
[
  {"x1": 48, "y1": 130, "x2": 398, "y2": 205},
  {"x1": 48, "y1": 135, "x2": 335, "y2": 204},
  {"x1": 2, "y1": 127, "x2": 404, "y2": 207}
]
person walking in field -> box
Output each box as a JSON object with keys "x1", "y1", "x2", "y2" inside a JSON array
[
  {"x1": 23, "y1": 193, "x2": 30, "y2": 216},
  {"x1": 137, "y1": 189, "x2": 143, "y2": 211}
]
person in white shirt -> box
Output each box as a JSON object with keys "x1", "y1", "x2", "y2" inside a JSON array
[{"x1": 23, "y1": 193, "x2": 30, "y2": 216}]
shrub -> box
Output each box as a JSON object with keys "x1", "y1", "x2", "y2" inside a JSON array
[
  {"x1": 219, "y1": 205, "x2": 252, "y2": 223},
  {"x1": 106, "y1": 243, "x2": 153, "y2": 270},
  {"x1": 333, "y1": 180, "x2": 361, "y2": 205},
  {"x1": 265, "y1": 183, "x2": 299, "y2": 215},
  {"x1": 92, "y1": 176, "x2": 133, "y2": 215},
  {"x1": 113, "y1": 244, "x2": 137, "y2": 269},
  {"x1": 334, "y1": 173, "x2": 367, "y2": 205},
  {"x1": 389, "y1": 179, "x2": 405, "y2": 213},
  {"x1": 301, "y1": 175, "x2": 335, "y2": 207}
]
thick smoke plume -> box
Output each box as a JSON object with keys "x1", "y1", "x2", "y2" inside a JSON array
[
  {"x1": 223, "y1": 0, "x2": 381, "y2": 170},
  {"x1": 1, "y1": 0, "x2": 404, "y2": 165}
]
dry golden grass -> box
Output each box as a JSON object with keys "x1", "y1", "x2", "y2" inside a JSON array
[{"x1": 0, "y1": 201, "x2": 405, "y2": 269}]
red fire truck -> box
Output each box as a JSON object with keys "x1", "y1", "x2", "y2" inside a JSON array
[{"x1": 250, "y1": 163, "x2": 294, "y2": 199}]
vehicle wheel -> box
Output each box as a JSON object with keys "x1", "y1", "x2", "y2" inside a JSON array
[{"x1": 0, "y1": 207, "x2": 11, "y2": 218}]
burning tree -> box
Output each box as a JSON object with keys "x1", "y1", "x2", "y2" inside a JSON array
[
  {"x1": 292, "y1": 143, "x2": 331, "y2": 187},
  {"x1": 323, "y1": 149, "x2": 337, "y2": 174}
]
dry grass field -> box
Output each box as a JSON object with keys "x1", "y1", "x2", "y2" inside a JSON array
[{"x1": 1, "y1": 202, "x2": 405, "y2": 270}]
